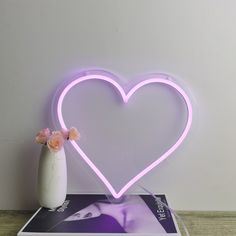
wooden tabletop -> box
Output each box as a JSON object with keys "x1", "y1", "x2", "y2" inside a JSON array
[{"x1": 0, "y1": 211, "x2": 235, "y2": 236}]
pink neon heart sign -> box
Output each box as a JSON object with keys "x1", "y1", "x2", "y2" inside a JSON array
[{"x1": 55, "y1": 70, "x2": 192, "y2": 198}]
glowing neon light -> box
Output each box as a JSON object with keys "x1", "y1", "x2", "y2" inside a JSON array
[{"x1": 56, "y1": 71, "x2": 192, "y2": 198}]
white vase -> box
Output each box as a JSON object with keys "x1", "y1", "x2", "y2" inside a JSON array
[{"x1": 37, "y1": 145, "x2": 67, "y2": 209}]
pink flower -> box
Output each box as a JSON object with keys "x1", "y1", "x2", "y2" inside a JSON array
[
  {"x1": 52, "y1": 131, "x2": 63, "y2": 136},
  {"x1": 35, "y1": 128, "x2": 50, "y2": 144},
  {"x1": 68, "y1": 127, "x2": 80, "y2": 141},
  {"x1": 61, "y1": 129, "x2": 69, "y2": 140},
  {"x1": 35, "y1": 127, "x2": 80, "y2": 151},
  {"x1": 47, "y1": 132, "x2": 64, "y2": 152}
]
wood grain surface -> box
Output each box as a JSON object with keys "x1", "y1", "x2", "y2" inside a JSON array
[{"x1": 0, "y1": 211, "x2": 236, "y2": 236}]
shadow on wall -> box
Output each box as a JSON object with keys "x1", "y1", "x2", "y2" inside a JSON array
[{"x1": 15, "y1": 142, "x2": 39, "y2": 210}]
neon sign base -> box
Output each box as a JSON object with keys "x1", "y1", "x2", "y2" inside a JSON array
[{"x1": 18, "y1": 193, "x2": 181, "y2": 235}]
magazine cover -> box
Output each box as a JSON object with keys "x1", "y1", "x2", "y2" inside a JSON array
[{"x1": 18, "y1": 194, "x2": 181, "y2": 236}]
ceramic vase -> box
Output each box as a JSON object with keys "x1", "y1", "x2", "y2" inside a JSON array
[{"x1": 37, "y1": 145, "x2": 67, "y2": 209}]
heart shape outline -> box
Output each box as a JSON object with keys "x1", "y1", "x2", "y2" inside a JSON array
[{"x1": 56, "y1": 70, "x2": 192, "y2": 198}]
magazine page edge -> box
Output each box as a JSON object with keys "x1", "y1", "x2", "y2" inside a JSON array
[
  {"x1": 163, "y1": 195, "x2": 181, "y2": 235},
  {"x1": 17, "y1": 208, "x2": 42, "y2": 235}
]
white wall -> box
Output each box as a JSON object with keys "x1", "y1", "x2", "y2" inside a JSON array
[{"x1": 0, "y1": 0, "x2": 236, "y2": 210}]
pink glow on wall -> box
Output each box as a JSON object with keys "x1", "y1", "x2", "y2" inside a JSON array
[{"x1": 56, "y1": 71, "x2": 192, "y2": 198}]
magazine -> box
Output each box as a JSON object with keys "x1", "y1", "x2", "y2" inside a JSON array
[{"x1": 18, "y1": 194, "x2": 181, "y2": 235}]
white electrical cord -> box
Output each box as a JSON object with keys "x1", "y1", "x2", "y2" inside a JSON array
[{"x1": 139, "y1": 185, "x2": 190, "y2": 236}]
